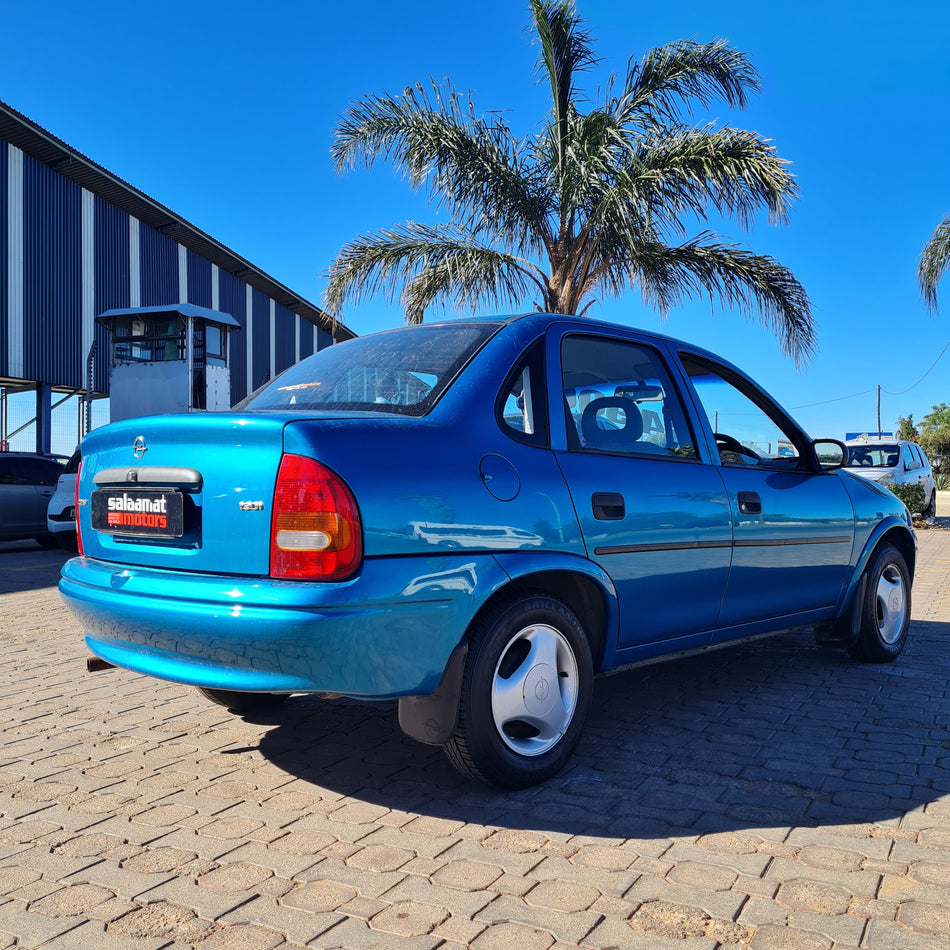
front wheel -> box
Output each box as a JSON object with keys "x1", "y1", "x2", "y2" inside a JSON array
[
  {"x1": 197, "y1": 688, "x2": 291, "y2": 714},
  {"x1": 848, "y1": 544, "x2": 911, "y2": 663},
  {"x1": 444, "y1": 594, "x2": 593, "y2": 789}
]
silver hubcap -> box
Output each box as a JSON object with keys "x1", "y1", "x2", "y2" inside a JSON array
[
  {"x1": 875, "y1": 564, "x2": 906, "y2": 644},
  {"x1": 491, "y1": 623, "x2": 578, "y2": 756}
]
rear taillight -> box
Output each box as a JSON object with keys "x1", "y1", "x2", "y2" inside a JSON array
[
  {"x1": 270, "y1": 454, "x2": 362, "y2": 580},
  {"x1": 75, "y1": 461, "x2": 84, "y2": 556}
]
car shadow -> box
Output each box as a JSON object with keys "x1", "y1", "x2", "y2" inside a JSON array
[
  {"x1": 0, "y1": 542, "x2": 71, "y2": 595},
  {"x1": 256, "y1": 616, "x2": 950, "y2": 840}
]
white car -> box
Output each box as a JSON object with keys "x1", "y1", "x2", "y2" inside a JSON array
[
  {"x1": 844, "y1": 439, "x2": 935, "y2": 516},
  {"x1": 46, "y1": 449, "x2": 81, "y2": 551}
]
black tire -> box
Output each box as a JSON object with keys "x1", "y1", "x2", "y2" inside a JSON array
[
  {"x1": 443, "y1": 593, "x2": 593, "y2": 789},
  {"x1": 197, "y1": 687, "x2": 291, "y2": 713},
  {"x1": 924, "y1": 489, "x2": 937, "y2": 518},
  {"x1": 33, "y1": 534, "x2": 58, "y2": 549},
  {"x1": 848, "y1": 544, "x2": 911, "y2": 663}
]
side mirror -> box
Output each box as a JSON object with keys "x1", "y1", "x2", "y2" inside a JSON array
[{"x1": 813, "y1": 439, "x2": 846, "y2": 470}]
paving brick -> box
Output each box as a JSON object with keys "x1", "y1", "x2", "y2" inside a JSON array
[
  {"x1": 215, "y1": 894, "x2": 341, "y2": 943},
  {"x1": 474, "y1": 893, "x2": 597, "y2": 943},
  {"x1": 6, "y1": 533, "x2": 950, "y2": 949}
]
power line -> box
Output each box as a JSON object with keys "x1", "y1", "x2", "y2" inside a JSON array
[
  {"x1": 789, "y1": 338, "x2": 950, "y2": 411},
  {"x1": 790, "y1": 389, "x2": 876, "y2": 410},
  {"x1": 882, "y1": 338, "x2": 950, "y2": 397}
]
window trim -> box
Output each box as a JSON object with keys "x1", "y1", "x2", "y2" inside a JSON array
[{"x1": 495, "y1": 338, "x2": 549, "y2": 448}]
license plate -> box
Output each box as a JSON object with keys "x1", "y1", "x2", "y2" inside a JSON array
[{"x1": 91, "y1": 489, "x2": 184, "y2": 538}]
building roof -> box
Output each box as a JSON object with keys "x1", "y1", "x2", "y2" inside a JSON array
[
  {"x1": 97, "y1": 304, "x2": 241, "y2": 328},
  {"x1": 0, "y1": 98, "x2": 355, "y2": 342}
]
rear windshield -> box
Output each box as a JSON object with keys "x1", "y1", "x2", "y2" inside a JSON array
[{"x1": 238, "y1": 322, "x2": 499, "y2": 415}]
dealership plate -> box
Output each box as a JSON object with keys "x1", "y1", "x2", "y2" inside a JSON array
[{"x1": 91, "y1": 489, "x2": 183, "y2": 538}]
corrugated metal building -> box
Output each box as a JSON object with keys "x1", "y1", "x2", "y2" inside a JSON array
[{"x1": 0, "y1": 98, "x2": 354, "y2": 453}]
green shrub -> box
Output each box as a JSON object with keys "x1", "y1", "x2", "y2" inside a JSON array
[
  {"x1": 888, "y1": 481, "x2": 926, "y2": 514},
  {"x1": 935, "y1": 473, "x2": 950, "y2": 491}
]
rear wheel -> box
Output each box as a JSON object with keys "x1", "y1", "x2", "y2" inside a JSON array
[
  {"x1": 444, "y1": 593, "x2": 593, "y2": 789},
  {"x1": 33, "y1": 534, "x2": 57, "y2": 549},
  {"x1": 197, "y1": 688, "x2": 291, "y2": 713},
  {"x1": 848, "y1": 544, "x2": 911, "y2": 663}
]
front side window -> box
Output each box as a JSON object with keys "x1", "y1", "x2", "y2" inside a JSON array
[
  {"x1": 561, "y1": 336, "x2": 697, "y2": 458},
  {"x1": 682, "y1": 356, "x2": 802, "y2": 468},
  {"x1": 903, "y1": 444, "x2": 921, "y2": 471}
]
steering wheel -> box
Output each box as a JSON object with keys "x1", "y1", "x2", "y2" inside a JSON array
[{"x1": 714, "y1": 432, "x2": 760, "y2": 462}]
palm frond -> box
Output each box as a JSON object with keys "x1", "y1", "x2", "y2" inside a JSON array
[
  {"x1": 529, "y1": 0, "x2": 598, "y2": 166},
  {"x1": 618, "y1": 39, "x2": 760, "y2": 128},
  {"x1": 332, "y1": 81, "x2": 551, "y2": 253},
  {"x1": 324, "y1": 222, "x2": 545, "y2": 323},
  {"x1": 629, "y1": 236, "x2": 815, "y2": 366},
  {"x1": 919, "y1": 212, "x2": 950, "y2": 312},
  {"x1": 631, "y1": 125, "x2": 798, "y2": 230}
]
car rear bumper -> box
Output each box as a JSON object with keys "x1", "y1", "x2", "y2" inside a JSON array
[{"x1": 60, "y1": 554, "x2": 508, "y2": 698}]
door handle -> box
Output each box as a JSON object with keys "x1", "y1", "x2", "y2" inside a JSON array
[
  {"x1": 737, "y1": 491, "x2": 761, "y2": 515},
  {"x1": 592, "y1": 492, "x2": 625, "y2": 521}
]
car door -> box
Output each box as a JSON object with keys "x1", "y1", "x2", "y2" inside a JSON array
[
  {"x1": 679, "y1": 354, "x2": 855, "y2": 635},
  {"x1": 550, "y1": 330, "x2": 733, "y2": 653},
  {"x1": 0, "y1": 457, "x2": 53, "y2": 538}
]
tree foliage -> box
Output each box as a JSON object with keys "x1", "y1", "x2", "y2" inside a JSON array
[
  {"x1": 918, "y1": 403, "x2": 950, "y2": 467},
  {"x1": 325, "y1": 0, "x2": 814, "y2": 365},
  {"x1": 896, "y1": 414, "x2": 918, "y2": 441},
  {"x1": 919, "y1": 212, "x2": 950, "y2": 312}
]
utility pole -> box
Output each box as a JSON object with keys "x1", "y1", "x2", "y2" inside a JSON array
[{"x1": 877, "y1": 385, "x2": 881, "y2": 438}]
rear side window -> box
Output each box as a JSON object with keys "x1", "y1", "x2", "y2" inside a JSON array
[
  {"x1": 240, "y1": 323, "x2": 500, "y2": 416},
  {"x1": 0, "y1": 457, "x2": 62, "y2": 485},
  {"x1": 497, "y1": 340, "x2": 548, "y2": 447}
]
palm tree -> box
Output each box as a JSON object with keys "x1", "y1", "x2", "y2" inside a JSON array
[
  {"x1": 919, "y1": 212, "x2": 950, "y2": 312},
  {"x1": 326, "y1": 0, "x2": 814, "y2": 365}
]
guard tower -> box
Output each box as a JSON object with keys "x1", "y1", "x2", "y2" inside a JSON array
[{"x1": 97, "y1": 304, "x2": 240, "y2": 423}]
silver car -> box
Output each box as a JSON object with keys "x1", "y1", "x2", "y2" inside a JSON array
[
  {"x1": 46, "y1": 449, "x2": 81, "y2": 551},
  {"x1": 844, "y1": 439, "x2": 936, "y2": 516}
]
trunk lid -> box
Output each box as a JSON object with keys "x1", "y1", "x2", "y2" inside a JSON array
[{"x1": 78, "y1": 412, "x2": 290, "y2": 575}]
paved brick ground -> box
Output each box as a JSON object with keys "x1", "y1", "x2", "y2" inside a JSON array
[{"x1": 1, "y1": 519, "x2": 949, "y2": 949}]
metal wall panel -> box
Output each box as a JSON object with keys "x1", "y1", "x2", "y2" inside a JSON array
[
  {"x1": 217, "y1": 269, "x2": 248, "y2": 404},
  {"x1": 297, "y1": 314, "x2": 315, "y2": 361},
  {"x1": 0, "y1": 140, "x2": 7, "y2": 374},
  {"x1": 139, "y1": 224, "x2": 178, "y2": 306},
  {"x1": 23, "y1": 153, "x2": 82, "y2": 387},
  {"x1": 94, "y1": 197, "x2": 130, "y2": 393},
  {"x1": 187, "y1": 250, "x2": 212, "y2": 308},
  {"x1": 274, "y1": 301, "x2": 297, "y2": 376},
  {"x1": 251, "y1": 288, "x2": 270, "y2": 391}
]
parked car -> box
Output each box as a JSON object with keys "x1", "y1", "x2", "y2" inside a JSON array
[
  {"x1": 0, "y1": 452, "x2": 66, "y2": 546},
  {"x1": 60, "y1": 314, "x2": 916, "y2": 788},
  {"x1": 844, "y1": 438, "x2": 936, "y2": 516},
  {"x1": 47, "y1": 448, "x2": 82, "y2": 551}
]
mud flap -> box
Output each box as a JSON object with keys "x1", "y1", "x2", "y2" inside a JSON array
[
  {"x1": 397, "y1": 642, "x2": 468, "y2": 745},
  {"x1": 814, "y1": 574, "x2": 867, "y2": 647}
]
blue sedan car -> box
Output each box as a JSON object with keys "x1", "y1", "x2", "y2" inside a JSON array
[{"x1": 60, "y1": 313, "x2": 915, "y2": 788}]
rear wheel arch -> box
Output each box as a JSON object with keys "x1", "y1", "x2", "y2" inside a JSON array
[{"x1": 468, "y1": 570, "x2": 609, "y2": 670}]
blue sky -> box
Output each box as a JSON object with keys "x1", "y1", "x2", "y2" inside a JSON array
[{"x1": 2, "y1": 0, "x2": 949, "y2": 441}]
